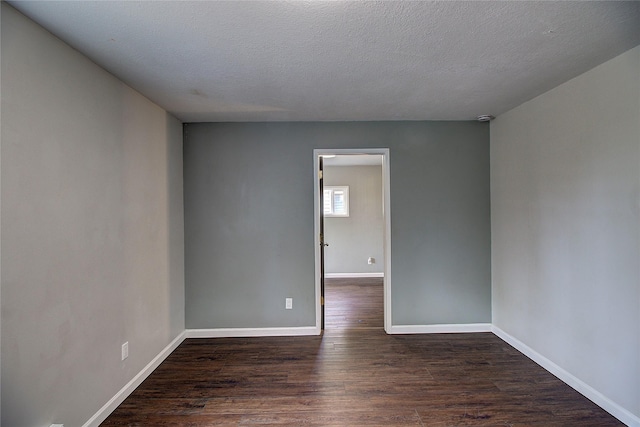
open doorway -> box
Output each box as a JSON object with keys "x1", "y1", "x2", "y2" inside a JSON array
[{"x1": 313, "y1": 149, "x2": 391, "y2": 333}]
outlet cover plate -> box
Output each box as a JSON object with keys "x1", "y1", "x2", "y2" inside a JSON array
[{"x1": 121, "y1": 342, "x2": 129, "y2": 360}]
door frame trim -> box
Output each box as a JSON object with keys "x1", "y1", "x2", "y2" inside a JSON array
[{"x1": 313, "y1": 148, "x2": 391, "y2": 333}]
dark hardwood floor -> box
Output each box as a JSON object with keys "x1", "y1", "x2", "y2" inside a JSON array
[
  {"x1": 102, "y1": 278, "x2": 622, "y2": 426},
  {"x1": 324, "y1": 277, "x2": 384, "y2": 330}
]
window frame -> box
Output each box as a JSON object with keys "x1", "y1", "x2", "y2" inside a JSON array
[{"x1": 323, "y1": 185, "x2": 350, "y2": 217}]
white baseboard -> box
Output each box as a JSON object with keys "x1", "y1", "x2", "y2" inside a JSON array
[
  {"x1": 388, "y1": 323, "x2": 492, "y2": 334},
  {"x1": 491, "y1": 326, "x2": 640, "y2": 427},
  {"x1": 324, "y1": 272, "x2": 384, "y2": 278},
  {"x1": 82, "y1": 331, "x2": 186, "y2": 427},
  {"x1": 186, "y1": 326, "x2": 320, "y2": 338}
]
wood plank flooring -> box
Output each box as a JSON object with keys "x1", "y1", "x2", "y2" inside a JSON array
[
  {"x1": 102, "y1": 279, "x2": 622, "y2": 426},
  {"x1": 324, "y1": 277, "x2": 383, "y2": 330}
]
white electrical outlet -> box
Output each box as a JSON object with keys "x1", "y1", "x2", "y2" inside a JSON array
[
  {"x1": 285, "y1": 298, "x2": 293, "y2": 309},
  {"x1": 121, "y1": 342, "x2": 129, "y2": 361}
]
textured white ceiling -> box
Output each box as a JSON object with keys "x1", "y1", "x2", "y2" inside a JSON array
[{"x1": 8, "y1": 1, "x2": 640, "y2": 122}]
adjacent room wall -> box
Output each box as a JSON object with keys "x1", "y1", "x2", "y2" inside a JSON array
[
  {"x1": 491, "y1": 45, "x2": 640, "y2": 421},
  {"x1": 184, "y1": 121, "x2": 491, "y2": 328},
  {"x1": 1, "y1": 5, "x2": 185, "y2": 427},
  {"x1": 323, "y1": 165, "x2": 384, "y2": 276}
]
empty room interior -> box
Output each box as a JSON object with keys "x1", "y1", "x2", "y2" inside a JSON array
[{"x1": 1, "y1": 1, "x2": 639, "y2": 426}]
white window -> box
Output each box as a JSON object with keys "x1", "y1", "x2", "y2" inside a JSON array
[{"x1": 323, "y1": 186, "x2": 349, "y2": 217}]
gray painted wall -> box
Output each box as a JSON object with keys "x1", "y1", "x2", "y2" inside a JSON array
[
  {"x1": 324, "y1": 165, "x2": 384, "y2": 275},
  {"x1": 491, "y1": 45, "x2": 640, "y2": 419},
  {"x1": 1, "y1": 5, "x2": 185, "y2": 426},
  {"x1": 184, "y1": 121, "x2": 490, "y2": 328},
  {"x1": 0, "y1": 5, "x2": 3, "y2": 422}
]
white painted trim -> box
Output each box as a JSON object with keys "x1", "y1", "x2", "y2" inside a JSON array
[
  {"x1": 313, "y1": 148, "x2": 392, "y2": 333},
  {"x1": 324, "y1": 272, "x2": 384, "y2": 278},
  {"x1": 382, "y1": 152, "x2": 392, "y2": 333},
  {"x1": 492, "y1": 326, "x2": 640, "y2": 427},
  {"x1": 81, "y1": 331, "x2": 187, "y2": 427},
  {"x1": 186, "y1": 326, "x2": 320, "y2": 338},
  {"x1": 313, "y1": 152, "x2": 322, "y2": 331},
  {"x1": 388, "y1": 323, "x2": 492, "y2": 334}
]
